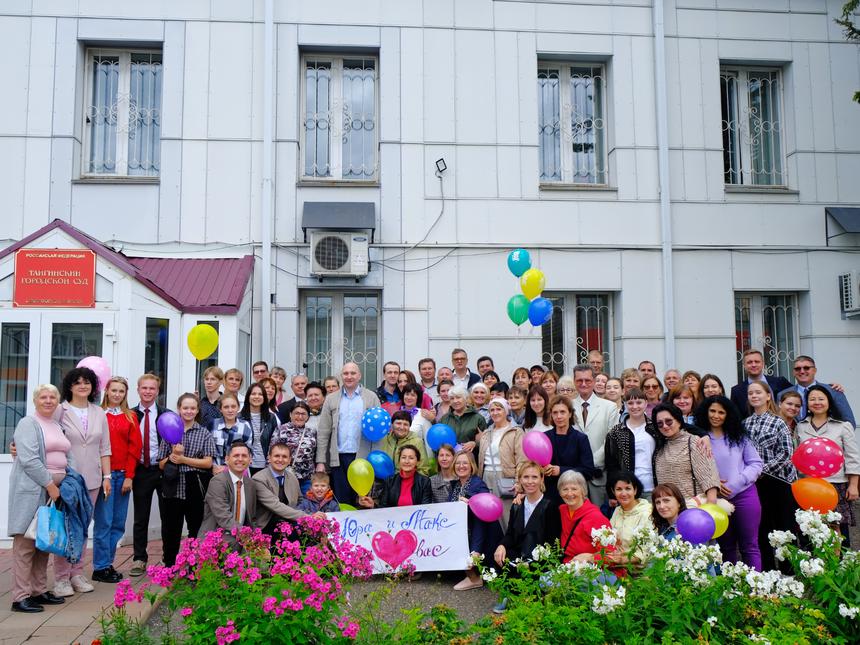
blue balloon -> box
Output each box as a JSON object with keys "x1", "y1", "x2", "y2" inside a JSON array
[
  {"x1": 426, "y1": 423, "x2": 457, "y2": 452},
  {"x1": 367, "y1": 450, "x2": 395, "y2": 479},
  {"x1": 507, "y1": 249, "x2": 532, "y2": 277},
  {"x1": 361, "y1": 407, "x2": 391, "y2": 442},
  {"x1": 528, "y1": 296, "x2": 554, "y2": 326}
]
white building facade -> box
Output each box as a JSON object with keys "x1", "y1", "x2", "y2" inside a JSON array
[{"x1": 1, "y1": 0, "x2": 859, "y2": 463}]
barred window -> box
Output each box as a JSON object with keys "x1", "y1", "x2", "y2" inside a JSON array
[
  {"x1": 721, "y1": 67, "x2": 784, "y2": 186},
  {"x1": 735, "y1": 293, "x2": 798, "y2": 382},
  {"x1": 538, "y1": 63, "x2": 607, "y2": 185},
  {"x1": 302, "y1": 55, "x2": 378, "y2": 181},
  {"x1": 84, "y1": 49, "x2": 162, "y2": 177},
  {"x1": 541, "y1": 293, "x2": 613, "y2": 376}
]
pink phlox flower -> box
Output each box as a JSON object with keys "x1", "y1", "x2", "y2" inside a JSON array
[
  {"x1": 215, "y1": 619, "x2": 241, "y2": 645},
  {"x1": 180, "y1": 606, "x2": 193, "y2": 617}
]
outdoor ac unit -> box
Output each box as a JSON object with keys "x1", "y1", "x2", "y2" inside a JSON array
[
  {"x1": 838, "y1": 271, "x2": 860, "y2": 317},
  {"x1": 309, "y1": 231, "x2": 369, "y2": 278}
]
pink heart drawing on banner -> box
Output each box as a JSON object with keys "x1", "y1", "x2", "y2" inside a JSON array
[{"x1": 371, "y1": 530, "x2": 419, "y2": 570}]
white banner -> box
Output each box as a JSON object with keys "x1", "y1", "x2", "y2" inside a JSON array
[{"x1": 329, "y1": 502, "x2": 469, "y2": 573}]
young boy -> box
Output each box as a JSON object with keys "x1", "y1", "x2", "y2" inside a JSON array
[{"x1": 297, "y1": 472, "x2": 341, "y2": 514}]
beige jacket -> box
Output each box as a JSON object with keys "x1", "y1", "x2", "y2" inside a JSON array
[{"x1": 476, "y1": 425, "x2": 525, "y2": 478}]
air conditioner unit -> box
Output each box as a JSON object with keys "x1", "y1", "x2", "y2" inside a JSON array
[
  {"x1": 309, "y1": 231, "x2": 369, "y2": 278},
  {"x1": 838, "y1": 271, "x2": 860, "y2": 317}
]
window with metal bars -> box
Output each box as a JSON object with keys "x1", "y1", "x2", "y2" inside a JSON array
[{"x1": 541, "y1": 293, "x2": 613, "y2": 376}]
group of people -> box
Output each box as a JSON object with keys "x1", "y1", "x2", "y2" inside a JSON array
[{"x1": 7, "y1": 347, "x2": 858, "y2": 613}]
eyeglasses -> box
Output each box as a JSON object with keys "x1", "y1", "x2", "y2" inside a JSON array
[
  {"x1": 253, "y1": 369, "x2": 267, "y2": 375},
  {"x1": 643, "y1": 384, "x2": 661, "y2": 390},
  {"x1": 794, "y1": 366, "x2": 813, "y2": 372},
  {"x1": 558, "y1": 387, "x2": 575, "y2": 394},
  {"x1": 452, "y1": 356, "x2": 467, "y2": 362},
  {"x1": 655, "y1": 419, "x2": 676, "y2": 429}
]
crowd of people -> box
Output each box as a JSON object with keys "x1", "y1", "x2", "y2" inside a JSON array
[{"x1": 7, "y1": 347, "x2": 858, "y2": 614}]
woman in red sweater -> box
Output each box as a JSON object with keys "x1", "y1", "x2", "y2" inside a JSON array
[
  {"x1": 558, "y1": 470, "x2": 612, "y2": 563},
  {"x1": 94, "y1": 377, "x2": 142, "y2": 583}
]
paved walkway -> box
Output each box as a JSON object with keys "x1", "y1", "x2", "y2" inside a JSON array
[{"x1": 0, "y1": 542, "x2": 162, "y2": 645}]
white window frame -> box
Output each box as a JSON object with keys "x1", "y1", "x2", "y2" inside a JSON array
[
  {"x1": 537, "y1": 62, "x2": 608, "y2": 186},
  {"x1": 82, "y1": 48, "x2": 162, "y2": 178},
  {"x1": 734, "y1": 292, "x2": 798, "y2": 382},
  {"x1": 720, "y1": 66, "x2": 785, "y2": 187},
  {"x1": 300, "y1": 54, "x2": 379, "y2": 182},
  {"x1": 541, "y1": 292, "x2": 613, "y2": 376}
]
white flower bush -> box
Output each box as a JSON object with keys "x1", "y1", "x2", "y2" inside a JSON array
[
  {"x1": 531, "y1": 544, "x2": 552, "y2": 561},
  {"x1": 799, "y1": 557, "x2": 825, "y2": 578},
  {"x1": 591, "y1": 526, "x2": 617, "y2": 548},
  {"x1": 720, "y1": 562, "x2": 805, "y2": 599},
  {"x1": 795, "y1": 509, "x2": 839, "y2": 549},
  {"x1": 591, "y1": 584, "x2": 626, "y2": 615},
  {"x1": 838, "y1": 604, "x2": 859, "y2": 620}
]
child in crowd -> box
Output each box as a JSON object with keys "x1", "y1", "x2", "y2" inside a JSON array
[{"x1": 297, "y1": 472, "x2": 341, "y2": 514}]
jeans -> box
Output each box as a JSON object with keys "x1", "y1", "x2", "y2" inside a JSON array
[{"x1": 93, "y1": 471, "x2": 132, "y2": 570}]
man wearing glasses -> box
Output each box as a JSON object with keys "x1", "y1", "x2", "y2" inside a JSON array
[
  {"x1": 779, "y1": 356, "x2": 854, "y2": 427},
  {"x1": 451, "y1": 348, "x2": 480, "y2": 389},
  {"x1": 251, "y1": 361, "x2": 270, "y2": 383}
]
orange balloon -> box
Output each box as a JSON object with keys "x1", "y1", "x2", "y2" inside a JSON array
[{"x1": 791, "y1": 477, "x2": 839, "y2": 513}]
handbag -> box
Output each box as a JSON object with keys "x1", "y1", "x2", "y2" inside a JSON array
[
  {"x1": 35, "y1": 501, "x2": 68, "y2": 556},
  {"x1": 24, "y1": 509, "x2": 39, "y2": 540},
  {"x1": 489, "y1": 432, "x2": 516, "y2": 498}
]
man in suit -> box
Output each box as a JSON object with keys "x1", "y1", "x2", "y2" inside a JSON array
[
  {"x1": 779, "y1": 355, "x2": 855, "y2": 428},
  {"x1": 253, "y1": 441, "x2": 309, "y2": 534},
  {"x1": 572, "y1": 365, "x2": 620, "y2": 506},
  {"x1": 315, "y1": 362, "x2": 381, "y2": 504},
  {"x1": 730, "y1": 349, "x2": 792, "y2": 419},
  {"x1": 200, "y1": 441, "x2": 257, "y2": 548},
  {"x1": 129, "y1": 373, "x2": 170, "y2": 577},
  {"x1": 276, "y1": 373, "x2": 308, "y2": 420}
]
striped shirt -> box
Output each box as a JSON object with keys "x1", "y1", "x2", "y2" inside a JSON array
[{"x1": 743, "y1": 411, "x2": 797, "y2": 483}]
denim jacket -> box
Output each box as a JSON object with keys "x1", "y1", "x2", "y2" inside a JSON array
[{"x1": 59, "y1": 468, "x2": 94, "y2": 564}]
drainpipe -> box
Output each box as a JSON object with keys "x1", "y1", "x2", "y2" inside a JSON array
[
  {"x1": 260, "y1": 0, "x2": 274, "y2": 363},
  {"x1": 653, "y1": 0, "x2": 676, "y2": 369}
]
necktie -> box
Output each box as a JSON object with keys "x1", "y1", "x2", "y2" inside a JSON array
[
  {"x1": 235, "y1": 480, "x2": 243, "y2": 523},
  {"x1": 799, "y1": 387, "x2": 807, "y2": 419},
  {"x1": 143, "y1": 408, "x2": 151, "y2": 467},
  {"x1": 277, "y1": 475, "x2": 287, "y2": 503},
  {"x1": 581, "y1": 402, "x2": 589, "y2": 427}
]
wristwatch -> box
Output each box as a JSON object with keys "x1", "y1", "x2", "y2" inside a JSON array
[{"x1": 103, "y1": 475, "x2": 111, "y2": 480}]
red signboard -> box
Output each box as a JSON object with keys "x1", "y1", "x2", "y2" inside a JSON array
[{"x1": 13, "y1": 249, "x2": 96, "y2": 308}]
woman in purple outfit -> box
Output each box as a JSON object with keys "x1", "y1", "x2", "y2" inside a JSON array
[{"x1": 695, "y1": 396, "x2": 763, "y2": 570}]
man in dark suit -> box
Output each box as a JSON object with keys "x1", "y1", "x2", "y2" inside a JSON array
[
  {"x1": 276, "y1": 373, "x2": 308, "y2": 421},
  {"x1": 129, "y1": 373, "x2": 170, "y2": 576},
  {"x1": 779, "y1": 355, "x2": 855, "y2": 427},
  {"x1": 200, "y1": 441, "x2": 258, "y2": 548},
  {"x1": 730, "y1": 349, "x2": 792, "y2": 419},
  {"x1": 252, "y1": 442, "x2": 309, "y2": 534}
]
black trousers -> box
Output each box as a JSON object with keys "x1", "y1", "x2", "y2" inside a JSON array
[
  {"x1": 331, "y1": 452, "x2": 357, "y2": 507},
  {"x1": 756, "y1": 475, "x2": 797, "y2": 573},
  {"x1": 132, "y1": 464, "x2": 165, "y2": 563},
  {"x1": 161, "y1": 473, "x2": 206, "y2": 567}
]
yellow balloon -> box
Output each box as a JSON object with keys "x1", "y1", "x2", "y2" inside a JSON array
[
  {"x1": 187, "y1": 324, "x2": 219, "y2": 361},
  {"x1": 347, "y1": 458, "x2": 375, "y2": 497},
  {"x1": 339, "y1": 504, "x2": 358, "y2": 512},
  {"x1": 699, "y1": 503, "x2": 729, "y2": 539},
  {"x1": 519, "y1": 268, "x2": 546, "y2": 300}
]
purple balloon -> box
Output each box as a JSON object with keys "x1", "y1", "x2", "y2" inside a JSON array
[
  {"x1": 77, "y1": 356, "x2": 111, "y2": 392},
  {"x1": 522, "y1": 430, "x2": 553, "y2": 467},
  {"x1": 676, "y1": 508, "x2": 716, "y2": 545},
  {"x1": 469, "y1": 493, "x2": 504, "y2": 523},
  {"x1": 156, "y1": 411, "x2": 184, "y2": 444}
]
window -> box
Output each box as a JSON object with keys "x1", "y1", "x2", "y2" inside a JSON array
[
  {"x1": 84, "y1": 48, "x2": 162, "y2": 177},
  {"x1": 1, "y1": 323, "x2": 29, "y2": 452},
  {"x1": 145, "y1": 318, "x2": 169, "y2": 407},
  {"x1": 194, "y1": 321, "x2": 219, "y2": 396},
  {"x1": 541, "y1": 293, "x2": 612, "y2": 376},
  {"x1": 720, "y1": 67, "x2": 784, "y2": 186},
  {"x1": 302, "y1": 292, "x2": 379, "y2": 387},
  {"x1": 51, "y1": 323, "x2": 103, "y2": 388},
  {"x1": 302, "y1": 55, "x2": 378, "y2": 181},
  {"x1": 735, "y1": 293, "x2": 797, "y2": 382},
  {"x1": 538, "y1": 63, "x2": 606, "y2": 185}
]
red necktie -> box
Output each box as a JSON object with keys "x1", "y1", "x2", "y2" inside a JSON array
[
  {"x1": 143, "y1": 408, "x2": 151, "y2": 467},
  {"x1": 235, "y1": 480, "x2": 243, "y2": 523}
]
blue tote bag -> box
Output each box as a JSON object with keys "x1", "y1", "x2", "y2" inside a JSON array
[{"x1": 35, "y1": 501, "x2": 68, "y2": 557}]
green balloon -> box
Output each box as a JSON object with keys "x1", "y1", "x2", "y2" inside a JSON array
[{"x1": 507, "y1": 294, "x2": 530, "y2": 326}]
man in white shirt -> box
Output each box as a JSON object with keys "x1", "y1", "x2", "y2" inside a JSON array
[
  {"x1": 200, "y1": 442, "x2": 258, "y2": 548},
  {"x1": 418, "y1": 358, "x2": 440, "y2": 404},
  {"x1": 572, "y1": 365, "x2": 620, "y2": 506},
  {"x1": 451, "y1": 348, "x2": 480, "y2": 389}
]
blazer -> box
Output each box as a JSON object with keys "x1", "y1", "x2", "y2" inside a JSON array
[
  {"x1": 199, "y1": 469, "x2": 258, "y2": 545},
  {"x1": 276, "y1": 397, "x2": 300, "y2": 422},
  {"x1": 373, "y1": 472, "x2": 433, "y2": 508},
  {"x1": 500, "y1": 496, "x2": 561, "y2": 561},
  {"x1": 573, "y1": 395, "x2": 620, "y2": 480},
  {"x1": 543, "y1": 426, "x2": 598, "y2": 499},
  {"x1": 251, "y1": 467, "x2": 306, "y2": 529},
  {"x1": 316, "y1": 387, "x2": 381, "y2": 467},
  {"x1": 730, "y1": 375, "x2": 792, "y2": 419},
  {"x1": 778, "y1": 382, "x2": 856, "y2": 429},
  {"x1": 59, "y1": 402, "x2": 111, "y2": 490},
  {"x1": 476, "y1": 425, "x2": 525, "y2": 479}
]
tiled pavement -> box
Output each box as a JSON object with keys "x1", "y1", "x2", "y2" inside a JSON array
[{"x1": 0, "y1": 542, "x2": 163, "y2": 645}]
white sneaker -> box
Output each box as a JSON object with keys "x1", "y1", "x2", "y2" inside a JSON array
[
  {"x1": 53, "y1": 579, "x2": 74, "y2": 597},
  {"x1": 70, "y1": 575, "x2": 94, "y2": 593}
]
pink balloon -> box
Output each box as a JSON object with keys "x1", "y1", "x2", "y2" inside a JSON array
[
  {"x1": 77, "y1": 356, "x2": 111, "y2": 392},
  {"x1": 792, "y1": 437, "x2": 845, "y2": 478},
  {"x1": 522, "y1": 431, "x2": 553, "y2": 467},
  {"x1": 469, "y1": 493, "x2": 503, "y2": 523}
]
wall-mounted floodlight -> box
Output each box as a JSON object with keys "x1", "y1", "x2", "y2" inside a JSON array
[{"x1": 435, "y1": 158, "x2": 447, "y2": 174}]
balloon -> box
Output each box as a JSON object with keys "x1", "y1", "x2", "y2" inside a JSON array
[
  {"x1": 506, "y1": 249, "x2": 532, "y2": 277},
  {"x1": 339, "y1": 504, "x2": 358, "y2": 512},
  {"x1": 792, "y1": 477, "x2": 839, "y2": 513},
  {"x1": 698, "y1": 503, "x2": 729, "y2": 539},
  {"x1": 676, "y1": 508, "x2": 716, "y2": 545},
  {"x1": 507, "y1": 294, "x2": 530, "y2": 326},
  {"x1": 76, "y1": 356, "x2": 111, "y2": 392},
  {"x1": 528, "y1": 297, "x2": 554, "y2": 327},
  {"x1": 367, "y1": 450, "x2": 395, "y2": 479},
  {"x1": 347, "y1": 458, "x2": 375, "y2": 496},
  {"x1": 522, "y1": 431, "x2": 553, "y2": 467},
  {"x1": 426, "y1": 423, "x2": 457, "y2": 451},
  {"x1": 519, "y1": 268, "x2": 546, "y2": 300},
  {"x1": 469, "y1": 493, "x2": 504, "y2": 522},
  {"x1": 156, "y1": 411, "x2": 184, "y2": 444},
  {"x1": 187, "y1": 324, "x2": 219, "y2": 360},
  {"x1": 361, "y1": 407, "x2": 391, "y2": 442},
  {"x1": 791, "y1": 438, "x2": 845, "y2": 478}
]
